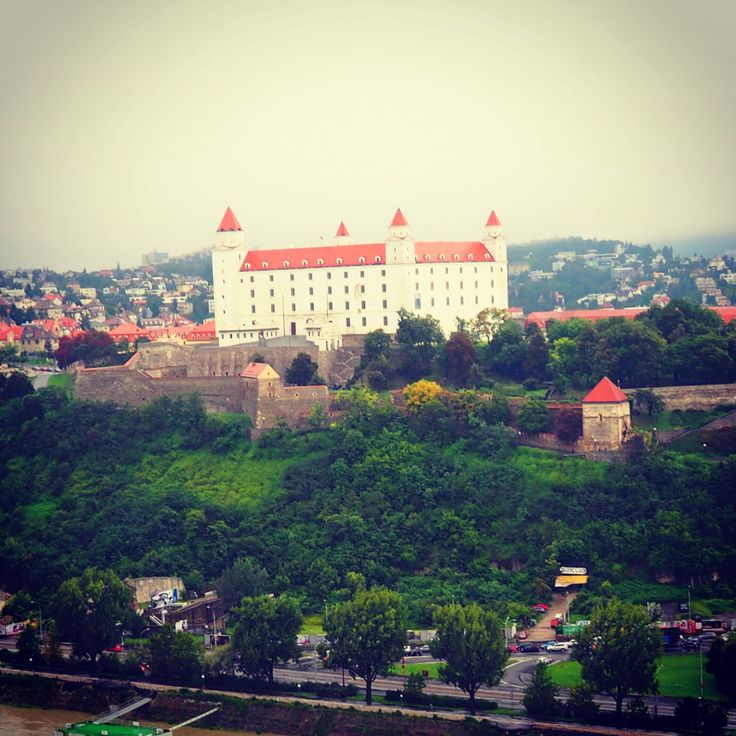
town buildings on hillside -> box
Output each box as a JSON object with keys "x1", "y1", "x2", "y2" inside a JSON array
[{"x1": 211, "y1": 208, "x2": 509, "y2": 349}]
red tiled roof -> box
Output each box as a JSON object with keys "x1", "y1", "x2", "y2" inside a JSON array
[
  {"x1": 486, "y1": 211, "x2": 501, "y2": 227},
  {"x1": 336, "y1": 221, "x2": 350, "y2": 237},
  {"x1": 390, "y1": 208, "x2": 408, "y2": 227},
  {"x1": 414, "y1": 241, "x2": 493, "y2": 263},
  {"x1": 525, "y1": 308, "x2": 647, "y2": 329},
  {"x1": 240, "y1": 241, "x2": 493, "y2": 271},
  {"x1": 240, "y1": 362, "x2": 271, "y2": 378},
  {"x1": 583, "y1": 376, "x2": 629, "y2": 403},
  {"x1": 241, "y1": 243, "x2": 386, "y2": 271},
  {"x1": 218, "y1": 207, "x2": 242, "y2": 232},
  {"x1": 713, "y1": 306, "x2": 736, "y2": 324}
]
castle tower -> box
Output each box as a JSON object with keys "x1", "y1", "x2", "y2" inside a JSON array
[
  {"x1": 481, "y1": 210, "x2": 507, "y2": 263},
  {"x1": 212, "y1": 207, "x2": 247, "y2": 340},
  {"x1": 335, "y1": 221, "x2": 353, "y2": 245},
  {"x1": 385, "y1": 208, "x2": 415, "y2": 264},
  {"x1": 581, "y1": 376, "x2": 631, "y2": 451}
]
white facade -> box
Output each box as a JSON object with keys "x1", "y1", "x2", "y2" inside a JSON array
[{"x1": 211, "y1": 208, "x2": 509, "y2": 349}]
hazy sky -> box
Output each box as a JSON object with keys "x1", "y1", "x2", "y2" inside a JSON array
[{"x1": 1, "y1": 0, "x2": 734, "y2": 271}]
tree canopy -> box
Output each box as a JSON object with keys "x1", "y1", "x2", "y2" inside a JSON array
[
  {"x1": 324, "y1": 587, "x2": 406, "y2": 704},
  {"x1": 573, "y1": 599, "x2": 663, "y2": 718},
  {"x1": 430, "y1": 602, "x2": 507, "y2": 714}
]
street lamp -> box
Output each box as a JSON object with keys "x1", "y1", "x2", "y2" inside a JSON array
[
  {"x1": 504, "y1": 616, "x2": 510, "y2": 650},
  {"x1": 206, "y1": 605, "x2": 217, "y2": 647},
  {"x1": 201, "y1": 673, "x2": 205, "y2": 692},
  {"x1": 297, "y1": 682, "x2": 301, "y2": 697}
]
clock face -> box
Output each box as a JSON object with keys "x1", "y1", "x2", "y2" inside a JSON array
[{"x1": 396, "y1": 231, "x2": 407, "y2": 240}]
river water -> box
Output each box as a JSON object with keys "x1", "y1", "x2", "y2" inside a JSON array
[{"x1": 0, "y1": 704, "x2": 272, "y2": 736}]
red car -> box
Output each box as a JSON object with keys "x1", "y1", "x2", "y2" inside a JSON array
[{"x1": 507, "y1": 644, "x2": 519, "y2": 653}]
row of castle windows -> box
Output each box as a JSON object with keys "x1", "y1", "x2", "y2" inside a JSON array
[{"x1": 244, "y1": 253, "x2": 492, "y2": 269}]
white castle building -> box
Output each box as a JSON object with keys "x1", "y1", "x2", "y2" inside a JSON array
[{"x1": 211, "y1": 207, "x2": 509, "y2": 349}]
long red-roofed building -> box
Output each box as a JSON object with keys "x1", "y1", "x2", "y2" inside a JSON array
[{"x1": 212, "y1": 207, "x2": 509, "y2": 347}]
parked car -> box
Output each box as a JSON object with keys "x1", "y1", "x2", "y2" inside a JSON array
[
  {"x1": 517, "y1": 631, "x2": 528, "y2": 640},
  {"x1": 539, "y1": 640, "x2": 558, "y2": 650},
  {"x1": 519, "y1": 643, "x2": 541, "y2": 653},
  {"x1": 681, "y1": 637, "x2": 700, "y2": 650},
  {"x1": 538, "y1": 656, "x2": 553, "y2": 665},
  {"x1": 507, "y1": 644, "x2": 519, "y2": 653},
  {"x1": 546, "y1": 642, "x2": 570, "y2": 652},
  {"x1": 698, "y1": 631, "x2": 717, "y2": 641},
  {"x1": 531, "y1": 603, "x2": 550, "y2": 613}
]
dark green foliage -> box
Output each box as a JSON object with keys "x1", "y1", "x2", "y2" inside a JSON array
[
  {"x1": 444, "y1": 332, "x2": 477, "y2": 386},
  {"x1": 54, "y1": 329, "x2": 121, "y2": 368},
  {"x1": 395, "y1": 308, "x2": 444, "y2": 379},
  {"x1": 15, "y1": 624, "x2": 40, "y2": 664},
  {"x1": 516, "y1": 398, "x2": 551, "y2": 434},
  {"x1": 674, "y1": 697, "x2": 727, "y2": 736},
  {"x1": 216, "y1": 556, "x2": 269, "y2": 609},
  {"x1": 363, "y1": 329, "x2": 391, "y2": 362},
  {"x1": 231, "y1": 594, "x2": 302, "y2": 683},
  {"x1": 0, "y1": 372, "x2": 34, "y2": 401},
  {"x1": 522, "y1": 662, "x2": 560, "y2": 717},
  {"x1": 430, "y1": 603, "x2": 507, "y2": 715},
  {"x1": 324, "y1": 587, "x2": 406, "y2": 704},
  {"x1": 52, "y1": 567, "x2": 136, "y2": 665},
  {"x1": 285, "y1": 352, "x2": 323, "y2": 386},
  {"x1": 554, "y1": 407, "x2": 582, "y2": 442},
  {"x1": 705, "y1": 636, "x2": 736, "y2": 699},
  {"x1": 147, "y1": 624, "x2": 204, "y2": 681},
  {"x1": 573, "y1": 599, "x2": 664, "y2": 718}
]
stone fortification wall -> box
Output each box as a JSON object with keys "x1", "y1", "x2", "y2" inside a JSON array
[
  {"x1": 135, "y1": 341, "x2": 360, "y2": 386},
  {"x1": 626, "y1": 383, "x2": 736, "y2": 411},
  {"x1": 259, "y1": 386, "x2": 329, "y2": 430},
  {"x1": 76, "y1": 367, "x2": 243, "y2": 413}
]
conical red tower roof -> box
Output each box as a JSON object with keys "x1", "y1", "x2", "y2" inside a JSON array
[
  {"x1": 217, "y1": 207, "x2": 242, "y2": 232},
  {"x1": 582, "y1": 376, "x2": 629, "y2": 403},
  {"x1": 486, "y1": 211, "x2": 501, "y2": 227},
  {"x1": 390, "y1": 208, "x2": 409, "y2": 227},
  {"x1": 335, "y1": 221, "x2": 350, "y2": 237}
]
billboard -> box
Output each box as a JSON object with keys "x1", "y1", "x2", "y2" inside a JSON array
[{"x1": 150, "y1": 588, "x2": 179, "y2": 607}]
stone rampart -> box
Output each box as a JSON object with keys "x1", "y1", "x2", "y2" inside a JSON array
[{"x1": 626, "y1": 383, "x2": 736, "y2": 411}]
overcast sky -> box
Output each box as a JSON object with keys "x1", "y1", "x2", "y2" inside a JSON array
[{"x1": 1, "y1": 0, "x2": 734, "y2": 271}]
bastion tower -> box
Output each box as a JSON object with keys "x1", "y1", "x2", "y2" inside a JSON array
[{"x1": 211, "y1": 207, "x2": 247, "y2": 338}]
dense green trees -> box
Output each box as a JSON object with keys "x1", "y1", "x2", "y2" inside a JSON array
[
  {"x1": 573, "y1": 599, "x2": 663, "y2": 718},
  {"x1": 430, "y1": 602, "x2": 507, "y2": 715},
  {"x1": 523, "y1": 661, "x2": 560, "y2": 717},
  {"x1": 53, "y1": 567, "x2": 136, "y2": 666},
  {"x1": 285, "y1": 352, "x2": 323, "y2": 385},
  {"x1": 147, "y1": 624, "x2": 204, "y2": 681},
  {"x1": 396, "y1": 308, "x2": 444, "y2": 379},
  {"x1": 324, "y1": 588, "x2": 406, "y2": 704},
  {"x1": 231, "y1": 594, "x2": 302, "y2": 682},
  {"x1": 706, "y1": 636, "x2": 736, "y2": 699}
]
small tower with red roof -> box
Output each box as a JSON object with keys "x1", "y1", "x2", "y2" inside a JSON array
[
  {"x1": 385, "y1": 208, "x2": 414, "y2": 264},
  {"x1": 481, "y1": 210, "x2": 507, "y2": 263},
  {"x1": 212, "y1": 207, "x2": 247, "y2": 340},
  {"x1": 581, "y1": 376, "x2": 631, "y2": 451},
  {"x1": 335, "y1": 221, "x2": 353, "y2": 245}
]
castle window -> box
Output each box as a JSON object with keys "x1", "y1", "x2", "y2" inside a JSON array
[
  {"x1": 269, "y1": 275, "x2": 274, "y2": 281},
  {"x1": 290, "y1": 288, "x2": 295, "y2": 296},
  {"x1": 250, "y1": 289, "x2": 255, "y2": 297},
  {"x1": 361, "y1": 317, "x2": 367, "y2": 326},
  {"x1": 431, "y1": 297, "x2": 435, "y2": 306},
  {"x1": 343, "y1": 271, "x2": 348, "y2": 278},
  {"x1": 327, "y1": 272, "x2": 331, "y2": 279},
  {"x1": 415, "y1": 282, "x2": 419, "y2": 290},
  {"x1": 344, "y1": 285, "x2": 349, "y2": 294},
  {"x1": 290, "y1": 273, "x2": 295, "y2": 281},
  {"x1": 302, "y1": 259, "x2": 308, "y2": 266},
  {"x1": 361, "y1": 300, "x2": 366, "y2": 309},
  {"x1": 474, "y1": 266, "x2": 477, "y2": 273},
  {"x1": 430, "y1": 282, "x2": 434, "y2": 290},
  {"x1": 415, "y1": 268, "x2": 419, "y2": 275},
  {"x1": 484, "y1": 254, "x2": 491, "y2": 260},
  {"x1": 271, "y1": 304, "x2": 276, "y2": 312},
  {"x1": 310, "y1": 303, "x2": 314, "y2": 311},
  {"x1": 291, "y1": 303, "x2": 296, "y2": 311},
  {"x1": 375, "y1": 256, "x2": 382, "y2": 263},
  {"x1": 345, "y1": 301, "x2": 350, "y2": 309},
  {"x1": 328, "y1": 301, "x2": 333, "y2": 310},
  {"x1": 415, "y1": 297, "x2": 421, "y2": 309},
  {"x1": 460, "y1": 281, "x2": 463, "y2": 288},
  {"x1": 359, "y1": 257, "x2": 365, "y2": 264},
  {"x1": 284, "y1": 260, "x2": 290, "y2": 267},
  {"x1": 381, "y1": 269, "x2": 386, "y2": 276},
  {"x1": 262, "y1": 262, "x2": 269, "y2": 268},
  {"x1": 360, "y1": 270, "x2": 365, "y2": 277},
  {"x1": 467, "y1": 254, "x2": 473, "y2": 260},
  {"x1": 250, "y1": 275, "x2": 254, "y2": 282},
  {"x1": 382, "y1": 284, "x2": 387, "y2": 292},
  {"x1": 424, "y1": 254, "x2": 430, "y2": 261},
  {"x1": 382, "y1": 299, "x2": 387, "y2": 308},
  {"x1": 308, "y1": 273, "x2": 313, "y2": 280},
  {"x1": 346, "y1": 317, "x2": 351, "y2": 327},
  {"x1": 446, "y1": 282, "x2": 449, "y2": 289},
  {"x1": 328, "y1": 286, "x2": 332, "y2": 295},
  {"x1": 245, "y1": 263, "x2": 252, "y2": 269},
  {"x1": 383, "y1": 316, "x2": 388, "y2": 326},
  {"x1": 270, "y1": 289, "x2": 274, "y2": 297},
  {"x1": 336, "y1": 258, "x2": 343, "y2": 265},
  {"x1": 251, "y1": 305, "x2": 256, "y2": 313},
  {"x1": 439, "y1": 254, "x2": 445, "y2": 261},
  {"x1": 492, "y1": 295, "x2": 495, "y2": 304},
  {"x1": 318, "y1": 258, "x2": 325, "y2": 266},
  {"x1": 475, "y1": 296, "x2": 479, "y2": 304},
  {"x1": 492, "y1": 280, "x2": 495, "y2": 288},
  {"x1": 360, "y1": 284, "x2": 365, "y2": 293},
  {"x1": 460, "y1": 296, "x2": 464, "y2": 305},
  {"x1": 309, "y1": 287, "x2": 313, "y2": 295},
  {"x1": 240, "y1": 278, "x2": 243, "y2": 283},
  {"x1": 475, "y1": 281, "x2": 478, "y2": 289},
  {"x1": 453, "y1": 254, "x2": 459, "y2": 261}
]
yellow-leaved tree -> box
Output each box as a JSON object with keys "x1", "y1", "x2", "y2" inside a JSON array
[{"x1": 402, "y1": 379, "x2": 444, "y2": 411}]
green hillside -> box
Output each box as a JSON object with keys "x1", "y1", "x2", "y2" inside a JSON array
[{"x1": 1, "y1": 387, "x2": 734, "y2": 623}]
